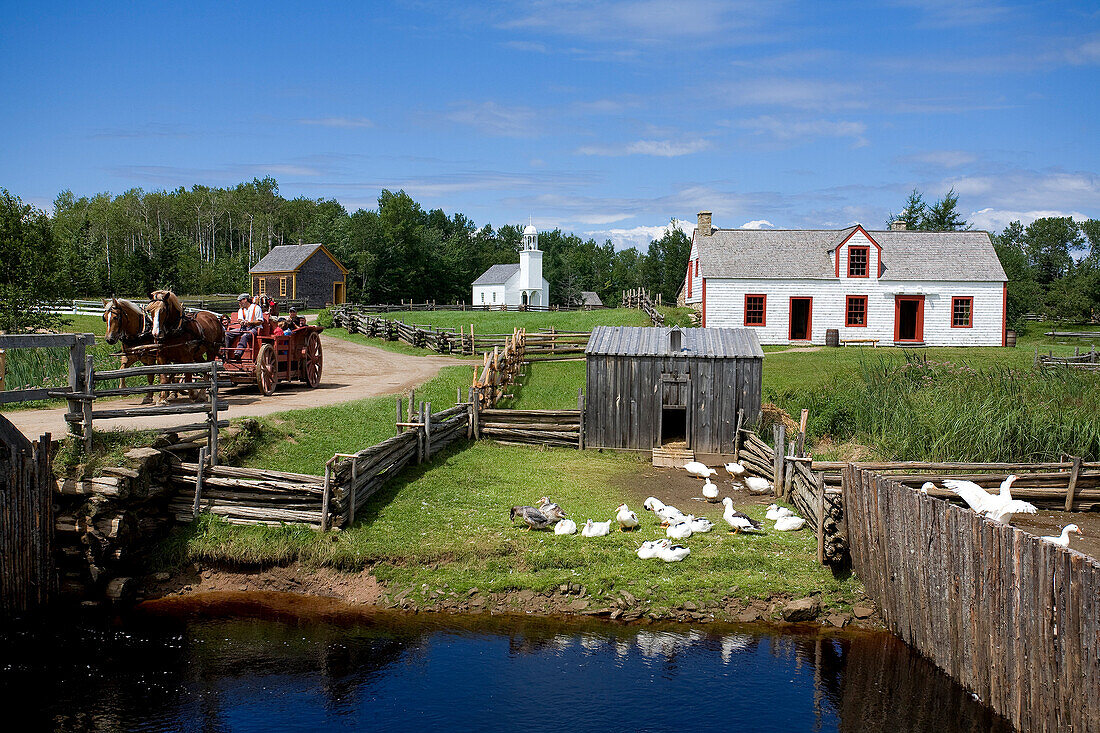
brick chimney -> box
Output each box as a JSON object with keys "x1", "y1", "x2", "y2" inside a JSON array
[
  {"x1": 697, "y1": 211, "x2": 713, "y2": 237},
  {"x1": 890, "y1": 219, "x2": 907, "y2": 231}
]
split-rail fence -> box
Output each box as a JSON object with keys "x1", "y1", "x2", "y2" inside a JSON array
[{"x1": 844, "y1": 466, "x2": 1100, "y2": 733}]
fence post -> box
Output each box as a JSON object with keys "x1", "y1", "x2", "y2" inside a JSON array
[
  {"x1": 396, "y1": 395, "x2": 403, "y2": 435},
  {"x1": 815, "y1": 471, "x2": 826, "y2": 564},
  {"x1": 577, "y1": 387, "x2": 585, "y2": 450},
  {"x1": 349, "y1": 457, "x2": 358, "y2": 526},
  {"x1": 423, "y1": 401, "x2": 432, "y2": 461},
  {"x1": 773, "y1": 424, "x2": 785, "y2": 497},
  {"x1": 208, "y1": 360, "x2": 219, "y2": 466},
  {"x1": 82, "y1": 355, "x2": 94, "y2": 453},
  {"x1": 0, "y1": 348, "x2": 5, "y2": 392},
  {"x1": 734, "y1": 408, "x2": 744, "y2": 461},
  {"x1": 416, "y1": 402, "x2": 425, "y2": 463},
  {"x1": 67, "y1": 335, "x2": 88, "y2": 437},
  {"x1": 1065, "y1": 456, "x2": 1082, "y2": 511},
  {"x1": 193, "y1": 446, "x2": 207, "y2": 519},
  {"x1": 320, "y1": 458, "x2": 332, "y2": 531},
  {"x1": 470, "y1": 388, "x2": 480, "y2": 439}
]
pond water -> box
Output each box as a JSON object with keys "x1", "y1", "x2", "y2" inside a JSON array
[{"x1": 0, "y1": 593, "x2": 1010, "y2": 732}]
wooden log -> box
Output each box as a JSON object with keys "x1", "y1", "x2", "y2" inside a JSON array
[
  {"x1": 1065, "y1": 456, "x2": 1082, "y2": 511},
  {"x1": 92, "y1": 362, "x2": 218, "y2": 380}
]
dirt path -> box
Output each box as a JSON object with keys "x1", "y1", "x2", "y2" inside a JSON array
[{"x1": 5, "y1": 335, "x2": 463, "y2": 439}]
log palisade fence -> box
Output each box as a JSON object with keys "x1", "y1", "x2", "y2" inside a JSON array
[
  {"x1": 1035, "y1": 345, "x2": 1100, "y2": 370},
  {"x1": 333, "y1": 305, "x2": 589, "y2": 358},
  {"x1": 621, "y1": 287, "x2": 665, "y2": 326},
  {"x1": 0, "y1": 422, "x2": 54, "y2": 615},
  {"x1": 844, "y1": 467, "x2": 1100, "y2": 733}
]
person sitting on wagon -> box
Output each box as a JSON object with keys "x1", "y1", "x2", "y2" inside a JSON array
[
  {"x1": 273, "y1": 318, "x2": 289, "y2": 336},
  {"x1": 287, "y1": 307, "x2": 304, "y2": 329},
  {"x1": 224, "y1": 293, "x2": 263, "y2": 359}
]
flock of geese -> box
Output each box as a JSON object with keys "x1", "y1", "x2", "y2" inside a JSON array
[
  {"x1": 507, "y1": 461, "x2": 809, "y2": 562},
  {"x1": 921, "y1": 474, "x2": 1083, "y2": 548}
]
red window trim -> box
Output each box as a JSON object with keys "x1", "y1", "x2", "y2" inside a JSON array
[
  {"x1": 847, "y1": 246, "x2": 870, "y2": 278},
  {"x1": 744, "y1": 293, "x2": 767, "y2": 327},
  {"x1": 834, "y1": 226, "x2": 882, "y2": 279},
  {"x1": 686, "y1": 268, "x2": 692, "y2": 299},
  {"x1": 788, "y1": 296, "x2": 813, "y2": 341},
  {"x1": 951, "y1": 296, "x2": 974, "y2": 328},
  {"x1": 845, "y1": 295, "x2": 868, "y2": 327},
  {"x1": 701, "y1": 278, "x2": 707, "y2": 327},
  {"x1": 695, "y1": 259, "x2": 700, "y2": 276}
]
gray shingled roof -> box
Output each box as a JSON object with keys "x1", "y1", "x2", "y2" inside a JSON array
[
  {"x1": 586, "y1": 326, "x2": 764, "y2": 358},
  {"x1": 250, "y1": 244, "x2": 323, "y2": 274},
  {"x1": 697, "y1": 228, "x2": 1006, "y2": 282},
  {"x1": 472, "y1": 263, "x2": 519, "y2": 285},
  {"x1": 579, "y1": 291, "x2": 603, "y2": 306}
]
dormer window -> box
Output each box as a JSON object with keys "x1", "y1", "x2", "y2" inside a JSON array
[
  {"x1": 848, "y1": 246, "x2": 869, "y2": 277},
  {"x1": 668, "y1": 327, "x2": 683, "y2": 353}
]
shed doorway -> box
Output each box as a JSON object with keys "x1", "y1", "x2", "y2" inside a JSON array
[
  {"x1": 658, "y1": 373, "x2": 690, "y2": 448},
  {"x1": 660, "y1": 407, "x2": 688, "y2": 445}
]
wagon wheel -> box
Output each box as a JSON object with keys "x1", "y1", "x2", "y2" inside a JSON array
[
  {"x1": 303, "y1": 331, "x2": 323, "y2": 387},
  {"x1": 255, "y1": 343, "x2": 277, "y2": 395}
]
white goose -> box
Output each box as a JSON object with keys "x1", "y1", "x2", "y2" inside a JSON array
[
  {"x1": 554, "y1": 518, "x2": 578, "y2": 535},
  {"x1": 656, "y1": 540, "x2": 691, "y2": 563},
  {"x1": 1041, "y1": 524, "x2": 1081, "y2": 547},
  {"x1": 684, "y1": 461, "x2": 717, "y2": 479},
  {"x1": 722, "y1": 497, "x2": 763, "y2": 533},
  {"x1": 702, "y1": 478, "x2": 719, "y2": 502},
  {"x1": 944, "y1": 475, "x2": 1037, "y2": 524},
  {"x1": 766, "y1": 504, "x2": 793, "y2": 521},
  {"x1": 636, "y1": 540, "x2": 662, "y2": 560},
  {"x1": 643, "y1": 497, "x2": 687, "y2": 526},
  {"x1": 666, "y1": 520, "x2": 693, "y2": 540},
  {"x1": 743, "y1": 476, "x2": 773, "y2": 495},
  {"x1": 725, "y1": 461, "x2": 747, "y2": 478},
  {"x1": 774, "y1": 515, "x2": 807, "y2": 531},
  {"x1": 616, "y1": 504, "x2": 640, "y2": 532},
  {"x1": 581, "y1": 519, "x2": 612, "y2": 537},
  {"x1": 688, "y1": 515, "x2": 714, "y2": 533}
]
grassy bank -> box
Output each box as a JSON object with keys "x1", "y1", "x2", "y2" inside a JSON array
[
  {"x1": 154, "y1": 441, "x2": 862, "y2": 614},
  {"x1": 353, "y1": 308, "x2": 651, "y2": 332}
]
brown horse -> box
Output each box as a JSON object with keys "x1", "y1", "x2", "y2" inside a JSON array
[
  {"x1": 145, "y1": 290, "x2": 226, "y2": 404},
  {"x1": 102, "y1": 297, "x2": 157, "y2": 404}
]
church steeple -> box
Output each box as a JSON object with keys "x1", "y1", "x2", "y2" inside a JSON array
[{"x1": 523, "y1": 221, "x2": 538, "y2": 251}]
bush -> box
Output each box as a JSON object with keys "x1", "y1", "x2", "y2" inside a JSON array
[{"x1": 317, "y1": 307, "x2": 335, "y2": 329}]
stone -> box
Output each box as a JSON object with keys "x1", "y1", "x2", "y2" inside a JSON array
[
  {"x1": 853, "y1": 605, "x2": 874, "y2": 619},
  {"x1": 827, "y1": 613, "x2": 850, "y2": 628},
  {"x1": 124, "y1": 447, "x2": 164, "y2": 465},
  {"x1": 781, "y1": 598, "x2": 821, "y2": 622},
  {"x1": 570, "y1": 599, "x2": 590, "y2": 611},
  {"x1": 737, "y1": 609, "x2": 762, "y2": 623},
  {"x1": 683, "y1": 601, "x2": 698, "y2": 612},
  {"x1": 620, "y1": 591, "x2": 636, "y2": 606},
  {"x1": 153, "y1": 572, "x2": 170, "y2": 582}
]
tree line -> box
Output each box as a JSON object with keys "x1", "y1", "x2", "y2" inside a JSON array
[
  {"x1": 0, "y1": 180, "x2": 691, "y2": 331},
  {"x1": 888, "y1": 188, "x2": 1100, "y2": 328}
]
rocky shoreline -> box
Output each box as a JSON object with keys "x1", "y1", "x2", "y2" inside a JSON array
[{"x1": 139, "y1": 562, "x2": 884, "y2": 629}]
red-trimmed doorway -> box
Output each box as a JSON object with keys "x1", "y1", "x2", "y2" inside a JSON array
[
  {"x1": 789, "y1": 297, "x2": 812, "y2": 341},
  {"x1": 894, "y1": 295, "x2": 925, "y2": 343}
]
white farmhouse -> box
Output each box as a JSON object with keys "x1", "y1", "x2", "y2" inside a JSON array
[
  {"x1": 471, "y1": 224, "x2": 550, "y2": 307},
  {"x1": 683, "y1": 212, "x2": 1008, "y2": 346}
]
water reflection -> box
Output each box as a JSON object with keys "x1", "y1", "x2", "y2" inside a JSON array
[{"x1": 0, "y1": 594, "x2": 1010, "y2": 732}]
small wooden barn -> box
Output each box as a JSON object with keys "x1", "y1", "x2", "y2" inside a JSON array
[
  {"x1": 584, "y1": 326, "x2": 763, "y2": 458},
  {"x1": 250, "y1": 243, "x2": 348, "y2": 308}
]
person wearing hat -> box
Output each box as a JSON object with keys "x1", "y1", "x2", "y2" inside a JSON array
[
  {"x1": 287, "y1": 307, "x2": 304, "y2": 330},
  {"x1": 224, "y1": 293, "x2": 263, "y2": 359}
]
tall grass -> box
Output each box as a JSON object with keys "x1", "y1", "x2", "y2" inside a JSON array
[{"x1": 771, "y1": 353, "x2": 1100, "y2": 461}]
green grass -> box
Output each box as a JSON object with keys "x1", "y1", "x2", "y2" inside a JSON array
[
  {"x1": 321, "y1": 326, "x2": 475, "y2": 360},
  {"x1": 153, "y1": 442, "x2": 862, "y2": 611},
  {"x1": 362, "y1": 308, "x2": 652, "y2": 333},
  {"x1": 506, "y1": 360, "x2": 585, "y2": 410}
]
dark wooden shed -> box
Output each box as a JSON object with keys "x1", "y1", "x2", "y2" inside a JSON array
[
  {"x1": 584, "y1": 326, "x2": 763, "y2": 458},
  {"x1": 250, "y1": 243, "x2": 348, "y2": 308}
]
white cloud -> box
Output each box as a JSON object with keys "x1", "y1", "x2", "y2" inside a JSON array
[
  {"x1": 968, "y1": 208, "x2": 1092, "y2": 232},
  {"x1": 888, "y1": 0, "x2": 1011, "y2": 28},
  {"x1": 740, "y1": 116, "x2": 867, "y2": 146},
  {"x1": 1066, "y1": 34, "x2": 1100, "y2": 65},
  {"x1": 583, "y1": 219, "x2": 695, "y2": 250},
  {"x1": 297, "y1": 117, "x2": 374, "y2": 129},
  {"x1": 445, "y1": 101, "x2": 539, "y2": 138},
  {"x1": 740, "y1": 219, "x2": 774, "y2": 229},
  {"x1": 947, "y1": 169, "x2": 1100, "y2": 211},
  {"x1": 719, "y1": 78, "x2": 865, "y2": 111},
  {"x1": 576, "y1": 138, "x2": 710, "y2": 157},
  {"x1": 901, "y1": 150, "x2": 978, "y2": 168}
]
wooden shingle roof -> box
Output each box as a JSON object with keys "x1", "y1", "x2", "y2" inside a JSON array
[
  {"x1": 586, "y1": 326, "x2": 764, "y2": 358},
  {"x1": 250, "y1": 244, "x2": 348, "y2": 274},
  {"x1": 472, "y1": 263, "x2": 520, "y2": 285}
]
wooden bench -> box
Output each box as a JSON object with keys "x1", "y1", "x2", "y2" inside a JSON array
[{"x1": 841, "y1": 338, "x2": 879, "y2": 347}]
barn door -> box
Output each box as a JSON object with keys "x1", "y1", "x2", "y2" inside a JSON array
[{"x1": 658, "y1": 372, "x2": 690, "y2": 448}]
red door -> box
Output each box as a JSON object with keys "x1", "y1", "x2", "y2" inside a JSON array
[
  {"x1": 894, "y1": 296, "x2": 925, "y2": 342},
  {"x1": 789, "y1": 297, "x2": 812, "y2": 341}
]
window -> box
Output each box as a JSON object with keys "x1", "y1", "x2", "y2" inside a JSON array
[
  {"x1": 695, "y1": 259, "x2": 700, "y2": 276},
  {"x1": 744, "y1": 294, "x2": 766, "y2": 326},
  {"x1": 492, "y1": 291, "x2": 496, "y2": 302},
  {"x1": 687, "y1": 270, "x2": 692, "y2": 299},
  {"x1": 481, "y1": 292, "x2": 485, "y2": 303},
  {"x1": 258, "y1": 278, "x2": 266, "y2": 296},
  {"x1": 952, "y1": 296, "x2": 973, "y2": 328},
  {"x1": 847, "y1": 246, "x2": 869, "y2": 277},
  {"x1": 846, "y1": 295, "x2": 867, "y2": 327},
  {"x1": 279, "y1": 276, "x2": 287, "y2": 297}
]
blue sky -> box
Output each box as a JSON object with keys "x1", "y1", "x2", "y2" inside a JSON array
[{"x1": 2, "y1": 1, "x2": 1098, "y2": 249}]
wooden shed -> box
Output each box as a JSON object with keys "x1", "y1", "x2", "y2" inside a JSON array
[
  {"x1": 250, "y1": 243, "x2": 349, "y2": 308},
  {"x1": 584, "y1": 326, "x2": 763, "y2": 459}
]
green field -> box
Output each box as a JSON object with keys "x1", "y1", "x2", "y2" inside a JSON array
[{"x1": 352, "y1": 307, "x2": 653, "y2": 333}]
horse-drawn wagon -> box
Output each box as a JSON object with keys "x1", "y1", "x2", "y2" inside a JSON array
[{"x1": 219, "y1": 317, "x2": 324, "y2": 395}]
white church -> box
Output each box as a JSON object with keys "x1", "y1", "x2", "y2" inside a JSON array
[{"x1": 471, "y1": 224, "x2": 550, "y2": 307}]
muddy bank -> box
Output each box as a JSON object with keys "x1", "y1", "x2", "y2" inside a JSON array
[{"x1": 140, "y1": 562, "x2": 883, "y2": 629}]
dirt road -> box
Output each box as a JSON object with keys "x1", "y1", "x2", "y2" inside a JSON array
[{"x1": 5, "y1": 335, "x2": 463, "y2": 439}]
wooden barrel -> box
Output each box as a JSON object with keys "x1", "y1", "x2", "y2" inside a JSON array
[
  {"x1": 825, "y1": 328, "x2": 840, "y2": 347},
  {"x1": 1006, "y1": 329, "x2": 1017, "y2": 347}
]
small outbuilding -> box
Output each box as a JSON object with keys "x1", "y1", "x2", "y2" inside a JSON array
[
  {"x1": 250, "y1": 243, "x2": 349, "y2": 308},
  {"x1": 584, "y1": 326, "x2": 763, "y2": 457}
]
